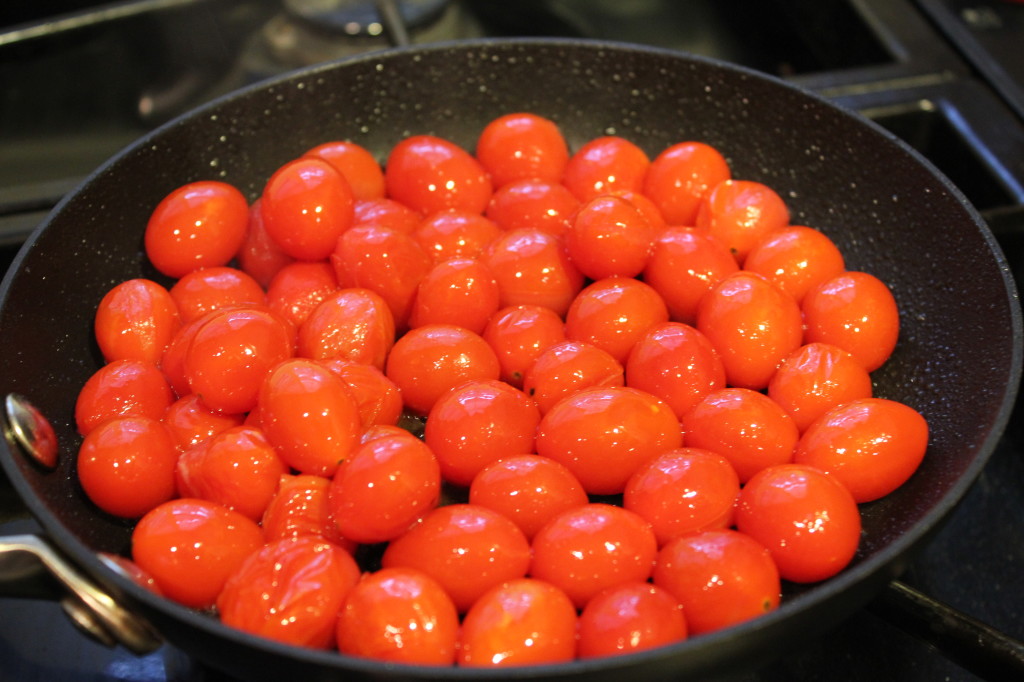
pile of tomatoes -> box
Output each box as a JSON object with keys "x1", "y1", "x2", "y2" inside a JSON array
[{"x1": 75, "y1": 112, "x2": 929, "y2": 667}]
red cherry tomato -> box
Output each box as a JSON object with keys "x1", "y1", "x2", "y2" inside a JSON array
[
  {"x1": 303, "y1": 139, "x2": 385, "y2": 201},
  {"x1": 564, "y1": 276, "x2": 669, "y2": 365},
  {"x1": 162, "y1": 393, "x2": 244, "y2": 451},
  {"x1": 217, "y1": 536, "x2": 361, "y2": 649},
  {"x1": 381, "y1": 504, "x2": 531, "y2": 613},
  {"x1": 642, "y1": 141, "x2": 732, "y2": 226},
  {"x1": 457, "y1": 578, "x2": 578, "y2": 667},
  {"x1": 530, "y1": 503, "x2": 658, "y2": 609},
  {"x1": 566, "y1": 195, "x2": 656, "y2": 279},
  {"x1": 562, "y1": 135, "x2": 650, "y2": 202},
  {"x1": 744, "y1": 225, "x2": 846, "y2": 303},
  {"x1": 802, "y1": 271, "x2": 900, "y2": 372},
  {"x1": 235, "y1": 199, "x2": 295, "y2": 288},
  {"x1": 75, "y1": 359, "x2": 174, "y2": 436},
  {"x1": 336, "y1": 567, "x2": 459, "y2": 664},
  {"x1": 521, "y1": 339, "x2": 624, "y2": 414},
  {"x1": 95, "y1": 278, "x2": 181, "y2": 366},
  {"x1": 485, "y1": 179, "x2": 580, "y2": 236},
  {"x1": 385, "y1": 134, "x2": 493, "y2": 215},
  {"x1": 482, "y1": 228, "x2": 584, "y2": 317},
  {"x1": 577, "y1": 582, "x2": 688, "y2": 659},
  {"x1": 169, "y1": 266, "x2": 266, "y2": 324},
  {"x1": 77, "y1": 416, "x2": 178, "y2": 518},
  {"x1": 643, "y1": 227, "x2": 739, "y2": 325},
  {"x1": 624, "y1": 448, "x2": 741, "y2": 546},
  {"x1": 261, "y1": 473, "x2": 352, "y2": 549},
  {"x1": 260, "y1": 157, "x2": 354, "y2": 261},
  {"x1": 352, "y1": 197, "x2": 423, "y2": 233},
  {"x1": 609, "y1": 189, "x2": 668, "y2": 233},
  {"x1": 265, "y1": 261, "x2": 339, "y2": 330},
  {"x1": 696, "y1": 271, "x2": 803, "y2": 390},
  {"x1": 423, "y1": 379, "x2": 541, "y2": 487},
  {"x1": 296, "y1": 288, "x2": 395, "y2": 370},
  {"x1": 408, "y1": 257, "x2": 501, "y2": 334},
  {"x1": 794, "y1": 398, "x2": 928, "y2": 503},
  {"x1": 475, "y1": 112, "x2": 570, "y2": 188},
  {"x1": 735, "y1": 463, "x2": 861, "y2": 583},
  {"x1": 695, "y1": 179, "x2": 790, "y2": 264},
  {"x1": 318, "y1": 357, "x2": 403, "y2": 428},
  {"x1": 653, "y1": 529, "x2": 780, "y2": 635},
  {"x1": 413, "y1": 208, "x2": 502, "y2": 264},
  {"x1": 132, "y1": 498, "x2": 263, "y2": 609},
  {"x1": 681, "y1": 387, "x2": 798, "y2": 483},
  {"x1": 145, "y1": 180, "x2": 250, "y2": 278},
  {"x1": 481, "y1": 304, "x2": 566, "y2": 388}
]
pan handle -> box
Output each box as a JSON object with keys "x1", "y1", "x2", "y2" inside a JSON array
[{"x1": 0, "y1": 533, "x2": 162, "y2": 654}]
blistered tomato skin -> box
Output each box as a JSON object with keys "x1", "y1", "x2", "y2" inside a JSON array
[
  {"x1": 695, "y1": 179, "x2": 790, "y2": 264},
  {"x1": 577, "y1": 582, "x2": 688, "y2": 659},
  {"x1": 642, "y1": 141, "x2": 732, "y2": 226},
  {"x1": 75, "y1": 359, "x2": 175, "y2": 436},
  {"x1": 162, "y1": 393, "x2": 244, "y2": 451},
  {"x1": 643, "y1": 227, "x2": 740, "y2": 325},
  {"x1": 385, "y1": 134, "x2": 493, "y2": 215},
  {"x1": 297, "y1": 288, "x2": 396, "y2": 370},
  {"x1": 169, "y1": 266, "x2": 266, "y2": 324},
  {"x1": 236, "y1": 199, "x2": 295, "y2": 289},
  {"x1": 521, "y1": 340, "x2": 625, "y2": 414},
  {"x1": 768, "y1": 342, "x2": 874, "y2": 433},
  {"x1": 408, "y1": 257, "x2": 501, "y2": 334},
  {"x1": 265, "y1": 261, "x2": 339, "y2": 330},
  {"x1": 564, "y1": 277, "x2": 670, "y2": 365},
  {"x1": 261, "y1": 473, "x2": 352, "y2": 548},
  {"x1": 318, "y1": 358, "x2": 403, "y2": 428},
  {"x1": 414, "y1": 208, "x2": 502, "y2": 264},
  {"x1": 481, "y1": 304, "x2": 567, "y2": 388},
  {"x1": 482, "y1": 228, "x2": 584, "y2": 317},
  {"x1": 95, "y1": 278, "x2": 181, "y2": 366}
]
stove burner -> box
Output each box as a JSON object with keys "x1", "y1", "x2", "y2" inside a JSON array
[{"x1": 283, "y1": 0, "x2": 449, "y2": 36}]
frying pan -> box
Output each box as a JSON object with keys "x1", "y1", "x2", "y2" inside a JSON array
[{"x1": 0, "y1": 39, "x2": 1021, "y2": 681}]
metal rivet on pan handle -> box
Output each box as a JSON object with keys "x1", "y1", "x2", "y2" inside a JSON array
[{"x1": 4, "y1": 393, "x2": 59, "y2": 469}]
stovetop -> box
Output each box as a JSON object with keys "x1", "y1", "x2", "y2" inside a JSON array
[{"x1": 1, "y1": 1, "x2": 1023, "y2": 681}]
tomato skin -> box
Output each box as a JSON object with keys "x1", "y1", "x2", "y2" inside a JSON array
[
  {"x1": 566, "y1": 195, "x2": 656, "y2": 279},
  {"x1": 794, "y1": 398, "x2": 928, "y2": 503},
  {"x1": 476, "y1": 112, "x2": 570, "y2": 188},
  {"x1": 217, "y1": 536, "x2": 361, "y2": 649},
  {"x1": 385, "y1": 134, "x2": 493, "y2": 215},
  {"x1": 521, "y1": 340, "x2": 624, "y2": 414},
  {"x1": 336, "y1": 567, "x2": 459, "y2": 664},
  {"x1": 265, "y1": 261, "x2": 339, "y2": 330},
  {"x1": 695, "y1": 179, "x2": 790, "y2": 264},
  {"x1": 318, "y1": 358, "x2": 403, "y2": 428},
  {"x1": 536, "y1": 386, "x2": 682, "y2": 495},
  {"x1": 564, "y1": 276, "x2": 670, "y2": 365},
  {"x1": 95, "y1": 278, "x2": 181, "y2": 366},
  {"x1": 624, "y1": 448, "x2": 741, "y2": 546},
  {"x1": 77, "y1": 416, "x2": 178, "y2": 518},
  {"x1": 258, "y1": 358, "x2": 362, "y2": 477},
  {"x1": 75, "y1": 359, "x2": 174, "y2": 436},
  {"x1": 482, "y1": 228, "x2": 584, "y2": 317},
  {"x1": 261, "y1": 473, "x2": 352, "y2": 549},
  {"x1": 169, "y1": 266, "x2": 266, "y2": 324},
  {"x1": 131, "y1": 498, "x2": 264, "y2": 609},
  {"x1": 642, "y1": 141, "x2": 731, "y2": 226},
  {"x1": 296, "y1": 288, "x2": 395, "y2": 370},
  {"x1": 643, "y1": 227, "x2": 740, "y2": 325},
  {"x1": 236, "y1": 199, "x2": 296, "y2": 289},
  {"x1": 530, "y1": 503, "x2": 658, "y2": 609},
  {"x1": 413, "y1": 208, "x2": 502, "y2": 264},
  {"x1": 681, "y1": 387, "x2": 799, "y2": 483},
  {"x1": 625, "y1": 321, "x2": 726, "y2": 420},
  {"x1": 145, "y1": 180, "x2": 250, "y2": 278},
  {"x1": 457, "y1": 578, "x2": 578, "y2": 667},
  {"x1": 744, "y1": 225, "x2": 846, "y2": 303},
  {"x1": 260, "y1": 157, "x2": 354, "y2": 261},
  {"x1": 352, "y1": 197, "x2": 423, "y2": 234},
  {"x1": 562, "y1": 135, "x2": 651, "y2": 202},
  {"x1": 767, "y1": 342, "x2": 874, "y2": 433},
  {"x1": 696, "y1": 271, "x2": 803, "y2": 390},
  {"x1": 327, "y1": 431, "x2": 441, "y2": 544},
  {"x1": 481, "y1": 304, "x2": 566, "y2": 388},
  {"x1": 303, "y1": 139, "x2": 385, "y2": 201},
  {"x1": 802, "y1": 271, "x2": 900, "y2": 372},
  {"x1": 423, "y1": 379, "x2": 541, "y2": 487},
  {"x1": 735, "y1": 464, "x2": 861, "y2": 583},
  {"x1": 652, "y1": 529, "x2": 780, "y2": 635},
  {"x1": 408, "y1": 257, "x2": 501, "y2": 335},
  {"x1": 577, "y1": 582, "x2": 687, "y2": 659},
  {"x1": 162, "y1": 393, "x2": 244, "y2": 451},
  {"x1": 485, "y1": 179, "x2": 580, "y2": 237}
]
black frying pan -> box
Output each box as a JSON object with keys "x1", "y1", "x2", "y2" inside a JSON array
[{"x1": 0, "y1": 39, "x2": 1021, "y2": 681}]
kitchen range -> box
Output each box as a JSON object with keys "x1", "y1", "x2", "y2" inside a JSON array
[{"x1": 1, "y1": 1, "x2": 1022, "y2": 681}]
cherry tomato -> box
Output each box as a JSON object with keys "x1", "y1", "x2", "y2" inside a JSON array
[
  {"x1": 235, "y1": 199, "x2": 295, "y2": 289},
  {"x1": 767, "y1": 342, "x2": 874, "y2": 433},
  {"x1": 145, "y1": 180, "x2": 250, "y2": 278},
  {"x1": 695, "y1": 179, "x2": 790, "y2": 264},
  {"x1": 484, "y1": 179, "x2": 580, "y2": 237},
  {"x1": 352, "y1": 197, "x2": 423, "y2": 234},
  {"x1": 681, "y1": 387, "x2": 798, "y2": 483},
  {"x1": 384, "y1": 324, "x2": 501, "y2": 416},
  {"x1": 562, "y1": 135, "x2": 650, "y2": 202},
  {"x1": 303, "y1": 139, "x2": 385, "y2": 201},
  {"x1": 482, "y1": 228, "x2": 584, "y2": 317},
  {"x1": 642, "y1": 141, "x2": 732, "y2": 226},
  {"x1": 95, "y1": 278, "x2": 181, "y2": 366},
  {"x1": 625, "y1": 321, "x2": 726, "y2": 420},
  {"x1": 564, "y1": 276, "x2": 669, "y2": 365},
  {"x1": 696, "y1": 271, "x2": 803, "y2": 390},
  {"x1": 217, "y1": 536, "x2": 361, "y2": 649},
  {"x1": 175, "y1": 425, "x2": 287, "y2": 521},
  {"x1": 162, "y1": 393, "x2": 244, "y2": 451},
  {"x1": 610, "y1": 189, "x2": 668, "y2": 233},
  {"x1": 260, "y1": 157, "x2": 354, "y2": 261},
  {"x1": 265, "y1": 261, "x2": 339, "y2": 330},
  {"x1": 261, "y1": 473, "x2": 352, "y2": 549},
  {"x1": 385, "y1": 134, "x2": 493, "y2": 215},
  {"x1": 77, "y1": 416, "x2": 178, "y2": 518},
  {"x1": 158, "y1": 310, "x2": 219, "y2": 398},
  {"x1": 169, "y1": 266, "x2": 266, "y2": 324},
  {"x1": 577, "y1": 582, "x2": 688, "y2": 659},
  {"x1": 794, "y1": 398, "x2": 928, "y2": 503},
  {"x1": 296, "y1": 288, "x2": 395, "y2": 370},
  {"x1": 75, "y1": 359, "x2": 174, "y2": 436},
  {"x1": 744, "y1": 225, "x2": 846, "y2": 303},
  {"x1": 481, "y1": 304, "x2": 566, "y2": 388},
  {"x1": 643, "y1": 227, "x2": 740, "y2": 325},
  {"x1": 327, "y1": 431, "x2": 441, "y2": 544},
  {"x1": 183, "y1": 306, "x2": 294, "y2": 414},
  {"x1": 423, "y1": 379, "x2": 541, "y2": 487},
  {"x1": 624, "y1": 448, "x2": 740, "y2": 546},
  {"x1": 131, "y1": 498, "x2": 263, "y2": 609},
  {"x1": 530, "y1": 503, "x2": 658, "y2": 609},
  {"x1": 735, "y1": 464, "x2": 861, "y2": 583},
  {"x1": 521, "y1": 339, "x2": 624, "y2": 414},
  {"x1": 566, "y1": 195, "x2": 656, "y2": 279},
  {"x1": 336, "y1": 567, "x2": 459, "y2": 664},
  {"x1": 475, "y1": 112, "x2": 570, "y2": 187},
  {"x1": 652, "y1": 529, "x2": 780, "y2": 635},
  {"x1": 458, "y1": 578, "x2": 577, "y2": 667},
  {"x1": 802, "y1": 271, "x2": 900, "y2": 372},
  {"x1": 381, "y1": 504, "x2": 531, "y2": 613},
  {"x1": 258, "y1": 358, "x2": 362, "y2": 477},
  {"x1": 408, "y1": 257, "x2": 501, "y2": 334},
  {"x1": 413, "y1": 208, "x2": 502, "y2": 264},
  {"x1": 536, "y1": 385, "x2": 682, "y2": 495},
  {"x1": 318, "y1": 357, "x2": 403, "y2": 428},
  {"x1": 469, "y1": 454, "x2": 588, "y2": 540}
]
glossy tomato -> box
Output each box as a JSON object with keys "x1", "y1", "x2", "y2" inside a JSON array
[
  {"x1": 162, "y1": 393, "x2": 244, "y2": 451},
  {"x1": 260, "y1": 473, "x2": 352, "y2": 548},
  {"x1": 74, "y1": 359, "x2": 174, "y2": 436},
  {"x1": 235, "y1": 199, "x2": 295, "y2": 289},
  {"x1": 642, "y1": 140, "x2": 731, "y2": 226},
  {"x1": 303, "y1": 139, "x2": 385, "y2": 201},
  {"x1": 265, "y1": 261, "x2": 339, "y2": 329},
  {"x1": 576, "y1": 582, "x2": 687, "y2": 659},
  {"x1": 564, "y1": 276, "x2": 670, "y2": 365},
  {"x1": 744, "y1": 225, "x2": 846, "y2": 303},
  {"x1": 94, "y1": 278, "x2": 181, "y2": 366},
  {"x1": 562, "y1": 135, "x2": 650, "y2": 202},
  {"x1": 566, "y1": 195, "x2": 656, "y2": 279},
  {"x1": 521, "y1": 339, "x2": 624, "y2": 414},
  {"x1": 695, "y1": 179, "x2": 790, "y2": 264},
  {"x1": 296, "y1": 288, "x2": 395, "y2": 370},
  {"x1": 481, "y1": 304, "x2": 566, "y2": 388},
  {"x1": 475, "y1": 112, "x2": 570, "y2": 187},
  {"x1": 413, "y1": 208, "x2": 502, "y2": 264},
  {"x1": 385, "y1": 134, "x2": 492, "y2": 215},
  {"x1": 408, "y1": 257, "x2": 501, "y2": 334},
  {"x1": 169, "y1": 266, "x2": 266, "y2": 324},
  {"x1": 317, "y1": 357, "x2": 403, "y2": 428},
  {"x1": 484, "y1": 179, "x2": 580, "y2": 236},
  {"x1": 643, "y1": 227, "x2": 739, "y2": 325},
  {"x1": 482, "y1": 227, "x2": 584, "y2": 317}
]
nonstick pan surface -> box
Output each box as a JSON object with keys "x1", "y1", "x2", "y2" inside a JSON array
[{"x1": 0, "y1": 39, "x2": 1020, "y2": 681}]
